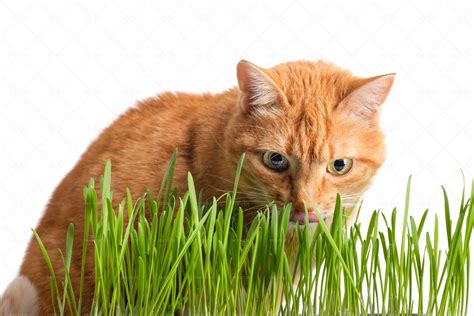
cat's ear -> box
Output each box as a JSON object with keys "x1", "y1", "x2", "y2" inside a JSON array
[
  {"x1": 236, "y1": 60, "x2": 285, "y2": 114},
  {"x1": 338, "y1": 73, "x2": 395, "y2": 123}
]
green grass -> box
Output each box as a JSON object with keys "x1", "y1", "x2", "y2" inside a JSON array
[{"x1": 34, "y1": 153, "x2": 474, "y2": 315}]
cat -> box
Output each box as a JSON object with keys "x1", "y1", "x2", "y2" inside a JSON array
[{"x1": 0, "y1": 60, "x2": 394, "y2": 315}]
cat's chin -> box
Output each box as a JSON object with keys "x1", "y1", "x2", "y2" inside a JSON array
[{"x1": 287, "y1": 221, "x2": 321, "y2": 238}]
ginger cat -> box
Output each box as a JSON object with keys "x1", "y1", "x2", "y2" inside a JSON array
[{"x1": 0, "y1": 60, "x2": 394, "y2": 315}]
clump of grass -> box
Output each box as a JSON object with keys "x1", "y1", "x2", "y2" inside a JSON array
[{"x1": 34, "y1": 153, "x2": 473, "y2": 315}]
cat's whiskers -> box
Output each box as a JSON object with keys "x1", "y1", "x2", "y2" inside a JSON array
[
  {"x1": 237, "y1": 192, "x2": 274, "y2": 203},
  {"x1": 340, "y1": 193, "x2": 362, "y2": 198},
  {"x1": 340, "y1": 194, "x2": 362, "y2": 203},
  {"x1": 204, "y1": 183, "x2": 275, "y2": 209},
  {"x1": 240, "y1": 202, "x2": 270, "y2": 211},
  {"x1": 205, "y1": 182, "x2": 274, "y2": 199},
  {"x1": 242, "y1": 206, "x2": 269, "y2": 221},
  {"x1": 206, "y1": 174, "x2": 242, "y2": 187},
  {"x1": 340, "y1": 198, "x2": 359, "y2": 203},
  {"x1": 205, "y1": 164, "x2": 282, "y2": 207},
  {"x1": 236, "y1": 194, "x2": 271, "y2": 203},
  {"x1": 208, "y1": 174, "x2": 268, "y2": 192},
  {"x1": 206, "y1": 173, "x2": 267, "y2": 192},
  {"x1": 240, "y1": 169, "x2": 281, "y2": 197}
]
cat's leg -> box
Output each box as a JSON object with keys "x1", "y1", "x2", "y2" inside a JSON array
[{"x1": 0, "y1": 275, "x2": 39, "y2": 316}]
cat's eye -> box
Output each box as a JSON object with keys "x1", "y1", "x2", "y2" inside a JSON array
[
  {"x1": 327, "y1": 158, "x2": 353, "y2": 175},
  {"x1": 262, "y1": 152, "x2": 289, "y2": 172}
]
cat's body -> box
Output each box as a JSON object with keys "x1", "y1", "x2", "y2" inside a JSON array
[{"x1": 0, "y1": 60, "x2": 394, "y2": 315}]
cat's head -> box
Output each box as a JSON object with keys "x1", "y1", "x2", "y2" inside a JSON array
[{"x1": 226, "y1": 60, "x2": 395, "y2": 225}]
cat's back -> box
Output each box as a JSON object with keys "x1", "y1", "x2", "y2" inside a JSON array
[
  {"x1": 19, "y1": 89, "x2": 235, "y2": 314},
  {"x1": 73, "y1": 90, "x2": 231, "y2": 198}
]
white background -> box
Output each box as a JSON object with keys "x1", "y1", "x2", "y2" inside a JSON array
[{"x1": 0, "y1": 0, "x2": 472, "y2": 307}]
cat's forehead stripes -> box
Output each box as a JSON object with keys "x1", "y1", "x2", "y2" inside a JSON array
[
  {"x1": 284, "y1": 111, "x2": 329, "y2": 163},
  {"x1": 261, "y1": 61, "x2": 358, "y2": 163}
]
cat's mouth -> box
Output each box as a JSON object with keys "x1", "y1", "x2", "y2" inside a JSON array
[{"x1": 290, "y1": 210, "x2": 321, "y2": 224}]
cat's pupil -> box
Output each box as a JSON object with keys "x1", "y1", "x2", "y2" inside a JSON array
[
  {"x1": 271, "y1": 153, "x2": 283, "y2": 165},
  {"x1": 334, "y1": 159, "x2": 345, "y2": 171}
]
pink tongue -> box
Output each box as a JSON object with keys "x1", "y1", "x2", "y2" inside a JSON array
[{"x1": 290, "y1": 210, "x2": 319, "y2": 224}]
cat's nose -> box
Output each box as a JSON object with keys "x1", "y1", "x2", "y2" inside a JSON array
[
  {"x1": 292, "y1": 201, "x2": 315, "y2": 213},
  {"x1": 294, "y1": 206, "x2": 314, "y2": 213}
]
